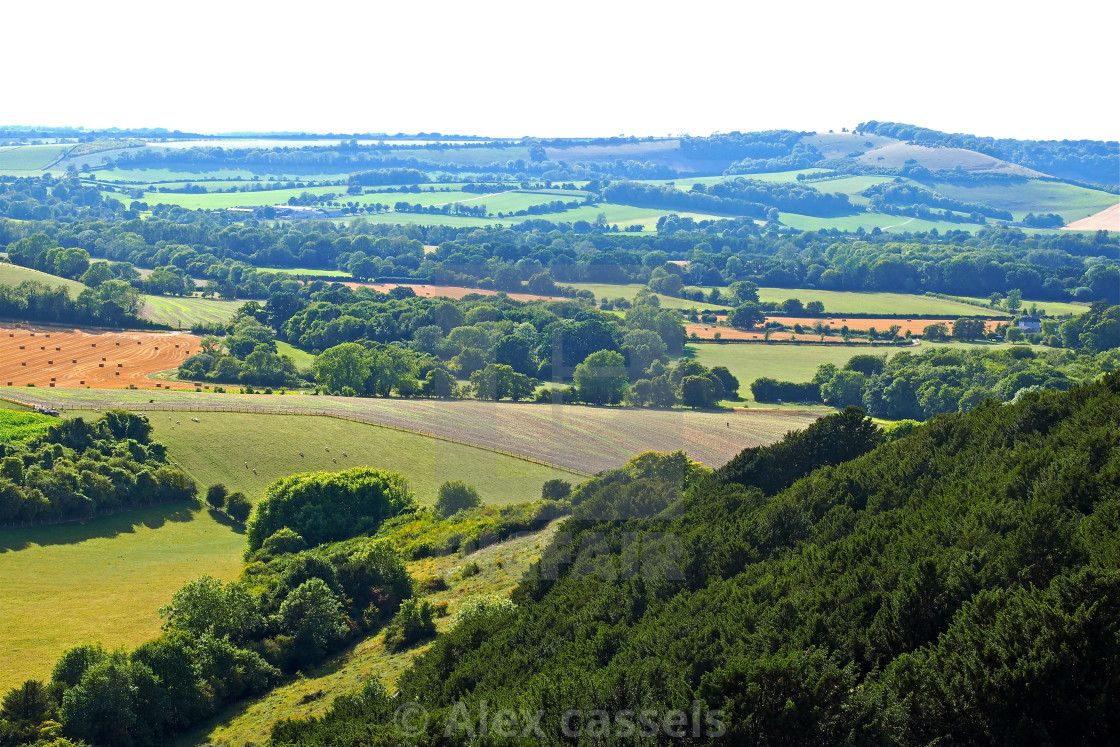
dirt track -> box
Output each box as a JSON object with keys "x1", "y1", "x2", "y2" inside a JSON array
[{"x1": 0, "y1": 325, "x2": 199, "y2": 390}]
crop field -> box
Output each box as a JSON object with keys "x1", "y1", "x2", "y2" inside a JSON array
[
  {"x1": 177, "y1": 522, "x2": 559, "y2": 746},
  {"x1": 137, "y1": 410, "x2": 585, "y2": 506},
  {"x1": 0, "y1": 409, "x2": 55, "y2": 444},
  {"x1": 0, "y1": 325, "x2": 199, "y2": 389},
  {"x1": 350, "y1": 282, "x2": 566, "y2": 303},
  {"x1": 1064, "y1": 203, "x2": 1119, "y2": 231},
  {"x1": 139, "y1": 295, "x2": 241, "y2": 327},
  {"x1": 927, "y1": 179, "x2": 1117, "y2": 221},
  {"x1": 0, "y1": 262, "x2": 87, "y2": 295},
  {"x1": 2, "y1": 388, "x2": 822, "y2": 474},
  {"x1": 762, "y1": 315, "x2": 1003, "y2": 335},
  {"x1": 258, "y1": 266, "x2": 351, "y2": 278},
  {"x1": 0, "y1": 505, "x2": 245, "y2": 693}
]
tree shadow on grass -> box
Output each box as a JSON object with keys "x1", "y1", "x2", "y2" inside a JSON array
[
  {"x1": 207, "y1": 507, "x2": 246, "y2": 535},
  {"x1": 0, "y1": 500, "x2": 201, "y2": 553}
]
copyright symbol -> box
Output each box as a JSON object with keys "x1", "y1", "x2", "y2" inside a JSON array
[{"x1": 394, "y1": 702, "x2": 429, "y2": 735}]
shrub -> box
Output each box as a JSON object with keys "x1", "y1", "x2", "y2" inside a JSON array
[
  {"x1": 541, "y1": 478, "x2": 572, "y2": 502},
  {"x1": 434, "y1": 480, "x2": 482, "y2": 518},
  {"x1": 224, "y1": 492, "x2": 252, "y2": 523},
  {"x1": 261, "y1": 528, "x2": 307, "y2": 556},
  {"x1": 383, "y1": 598, "x2": 437, "y2": 651}
]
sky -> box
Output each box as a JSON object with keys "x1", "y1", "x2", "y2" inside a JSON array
[{"x1": 4, "y1": 0, "x2": 1117, "y2": 142}]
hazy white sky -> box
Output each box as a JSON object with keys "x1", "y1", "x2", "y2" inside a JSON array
[{"x1": 5, "y1": 0, "x2": 1117, "y2": 142}]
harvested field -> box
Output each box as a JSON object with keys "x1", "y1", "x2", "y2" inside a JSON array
[
  {"x1": 344, "y1": 282, "x2": 565, "y2": 304},
  {"x1": 0, "y1": 389, "x2": 823, "y2": 474},
  {"x1": 0, "y1": 325, "x2": 199, "y2": 390},
  {"x1": 1063, "y1": 203, "x2": 1119, "y2": 232}
]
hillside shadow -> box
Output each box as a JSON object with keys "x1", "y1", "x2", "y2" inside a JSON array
[{"x1": 0, "y1": 500, "x2": 199, "y2": 553}]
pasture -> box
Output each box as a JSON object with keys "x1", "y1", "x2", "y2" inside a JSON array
[
  {"x1": 139, "y1": 295, "x2": 242, "y2": 327},
  {"x1": 0, "y1": 326, "x2": 198, "y2": 389},
  {"x1": 0, "y1": 389, "x2": 822, "y2": 474},
  {"x1": 563, "y1": 282, "x2": 728, "y2": 311},
  {"x1": 0, "y1": 505, "x2": 245, "y2": 693},
  {"x1": 688, "y1": 339, "x2": 1017, "y2": 405},
  {"x1": 0, "y1": 143, "x2": 73, "y2": 173},
  {"x1": 274, "y1": 340, "x2": 315, "y2": 370},
  {"x1": 752, "y1": 287, "x2": 1011, "y2": 316}
]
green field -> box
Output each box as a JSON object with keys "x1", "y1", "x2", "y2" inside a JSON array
[
  {"x1": 140, "y1": 410, "x2": 583, "y2": 506},
  {"x1": 562, "y1": 282, "x2": 1013, "y2": 317},
  {"x1": 943, "y1": 294, "x2": 1090, "y2": 318},
  {"x1": 0, "y1": 505, "x2": 245, "y2": 693},
  {"x1": 0, "y1": 409, "x2": 582, "y2": 693},
  {"x1": 779, "y1": 210, "x2": 991, "y2": 234},
  {"x1": 274, "y1": 340, "x2": 315, "y2": 370},
  {"x1": 752, "y1": 287, "x2": 1011, "y2": 316},
  {"x1": 0, "y1": 144, "x2": 73, "y2": 173},
  {"x1": 258, "y1": 266, "x2": 350, "y2": 278},
  {"x1": 0, "y1": 409, "x2": 55, "y2": 443},
  {"x1": 688, "y1": 339, "x2": 1016, "y2": 405},
  {"x1": 0, "y1": 262, "x2": 87, "y2": 296},
  {"x1": 928, "y1": 179, "x2": 1117, "y2": 222},
  {"x1": 139, "y1": 295, "x2": 242, "y2": 327}
]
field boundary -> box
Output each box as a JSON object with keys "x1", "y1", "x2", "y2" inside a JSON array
[{"x1": 1, "y1": 396, "x2": 594, "y2": 478}]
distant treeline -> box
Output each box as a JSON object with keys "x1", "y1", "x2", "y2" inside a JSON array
[{"x1": 858, "y1": 120, "x2": 1120, "y2": 186}]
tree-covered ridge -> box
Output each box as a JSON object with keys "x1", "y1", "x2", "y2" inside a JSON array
[
  {"x1": 857, "y1": 120, "x2": 1120, "y2": 187},
  {"x1": 0, "y1": 410, "x2": 196, "y2": 525},
  {"x1": 270, "y1": 373, "x2": 1120, "y2": 744}
]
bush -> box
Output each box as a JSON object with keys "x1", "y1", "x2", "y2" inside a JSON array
[
  {"x1": 383, "y1": 598, "x2": 437, "y2": 651},
  {"x1": 224, "y1": 492, "x2": 252, "y2": 523},
  {"x1": 205, "y1": 484, "x2": 228, "y2": 510},
  {"x1": 458, "y1": 561, "x2": 481, "y2": 579},
  {"x1": 541, "y1": 478, "x2": 572, "y2": 502},
  {"x1": 434, "y1": 480, "x2": 482, "y2": 518},
  {"x1": 246, "y1": 468, "x2": 416, "y2": 552},
  {"x1": 261, "y1": 528, "x2": 307, "y2": 556}
]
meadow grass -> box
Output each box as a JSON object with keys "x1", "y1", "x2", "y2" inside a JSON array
[
  {"x1": 0, "y1": 410, "x2": 579, "y2": 693},
  {"x1": 258, "y1": 267, "x2": 350, "y2": 278},
  {"x1": 274, "y1": 341, "x2": 315, "y2": 370},
  {"x1": 139, "y1": 295, "x2": 242, "y2": 327},
  {"x1": 939, "y1": 294, "x2": 1090, "y2": 318},
  {"x1": 0, "y1": 263, "x2": 86, "y2": 296},
  {"x1": 0, "y1": 505, "x2": 245, "y2": 693},
  {"x1": 563, "y1": 282, "x2": 728, "y2": 311}
]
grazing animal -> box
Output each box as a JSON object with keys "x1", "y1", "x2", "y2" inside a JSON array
[
  {"x1": 244, "y1": 461, "x2": 249, "y2": 469},
  {"x1": 342, "y1": 451, "x2": 347, "y2": 457},
  {"x1": 332, "y1": 457, "x2": 337, "y2": 463},
  {"x1": 299, "y1": 451, "x2": 304, "y2": 457},
  {"x1": 252, "y1": 468, "x2": 257, "y2": 475}
]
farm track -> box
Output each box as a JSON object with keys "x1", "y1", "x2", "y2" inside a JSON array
[{"x1": 0, "y1": 389, "x2": 822, "y2": 474}]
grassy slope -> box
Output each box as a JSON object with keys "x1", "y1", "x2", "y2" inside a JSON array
[
  {"x1": 1, "y1": 390, "x2": 818, "y2": 475},
  {"x1": 0, "y1": 505, "x2": 244, "y2": 693},
  {"x1": 140, "y1": 410, "x2": 585, "y2": 506},
  {"x1": 274, "y1": 340, "x2": 315, "y2": 370},
  {"x1": 0, "y1": 144, "x2": 72, "y2": 173},
  {"x1": 929, "y1": 179, "x2": 1117, "y2": 221},
  {"x1": 0, "y1": 263, "x2": 86, "y2": 296},
  {"x1": 138, "y1": 295, "x2": 242, "y2": 327},
  {"x1": 176, "y1": 523, "x2": 558, "y2": 746}
]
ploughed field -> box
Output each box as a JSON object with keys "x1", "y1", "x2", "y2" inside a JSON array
[
  {"x1": 0, "y1": 326, "x2": 199, "y2": 389},
  {"x1": 0, "y1": 388, "x2": 822, "y2": 474}
]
